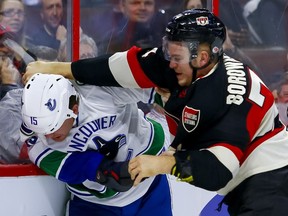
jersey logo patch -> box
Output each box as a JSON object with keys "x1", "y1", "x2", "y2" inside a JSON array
[
  {"x1": 182, "y1": 106, "x2": 200, "y2": 132},
  {"x1": 93, "y1": 134, "x2": 126, "y2": 159}
]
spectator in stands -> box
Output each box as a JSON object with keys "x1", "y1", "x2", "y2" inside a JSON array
[
  {"x1": 26, "y1": 0, "x2": 66, "y2": 50},
  {"x1": 80, "y1": 0, "x2": 123, "y2": 47},
  {"x1": 269, "y1": 53, "x2": 288, "y2": 126},
  {"x1": 0, "y1": 43, "x2": 59, "y2": 101},
  {"x1": 184, "y1": 0, "x2": 205, "y2": 10},
  {"x1": 222, "y1": 26, "x2": 262, "y2": 76},
  {"x1": 0, "y1": 88, "x2": 29, "y2": 163},
  {"x1": 0, "y1": 45, "x2": 58, "y2": 164},
  {"x1": 183, "y1": 0, "x2": 262, "y2": 76},
  {"x1": 179, "y1": 0, "x2": 256, "y2": 47},
  {"x1": 0, "y1": 0, "x2": 26, "y2": 47},
  {"x1": 0, "y1": 56, "x2": 22, "y2": 99},
  {"x1": 28, "y1": 45, "x2": 58, "y2": 61},
  {"x1": 272, "y1": 78, "x2": 288, "y2": 127},
  {"x1": 57, "y1": 28, "x2": 98, "y2": 61},
  {"x1": 79, "y1": 33, "x2": 98, "y2": 59},
  {"x1": 219, "y1": 0, "x2": 255, "y2": 47},
  {"x1": 0, "y1": 0, "x2": 30, "y2": 98},
  {"x1": 243, "y1": 0, "x2": 287, "y2": 47},
  {"x1": 99, "y1": 0, "x2": 168, "y2": 54},
  {"x1": 0, "y1": 23, "x2": 24, "y2": 99}
]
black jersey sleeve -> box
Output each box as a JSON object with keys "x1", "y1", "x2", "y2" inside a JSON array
[
  {"x1": 172, "y1": 149, "x2": 233, "y2": 191},
  {"x1": 71, "y1": 47, "x2": 178, "y2": 90},
  {"x1": 71, "y1": 54, "x2": 122, "y2": 87}
]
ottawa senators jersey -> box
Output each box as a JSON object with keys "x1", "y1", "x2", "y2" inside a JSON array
[{"x1": 71, "y1": 46, "x2": 288, "y2": 194}]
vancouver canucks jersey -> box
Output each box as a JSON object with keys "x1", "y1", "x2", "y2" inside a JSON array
[{"x1": 28, "y1": 82, "x2": 168, "y2": 206}]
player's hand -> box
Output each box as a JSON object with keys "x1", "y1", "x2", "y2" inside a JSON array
[
  {"x1": 56, "y1": 25, "x2": 67, "y2": 42},
  {"x1": 161, "y1": 146, "x2": 176, "y2": 156},
  {"x1": 0, "y1": 57, "x2": 21, "y2": 84},
  {"x1": 23, "y1": 61, "x2": 48, "y2": 84},
  {"x1": 128, "y1": 155, "x2": 176, "y2": 186},
  {"x1": 23, "y1": 61, "x2": 74, "y2": 84}
]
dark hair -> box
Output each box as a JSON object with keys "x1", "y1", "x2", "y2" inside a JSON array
[
  {"x1": 0, "y1": 0, "x2": 22, "y2": 9},
  {"x1": 183, "y1": 0, "x2": 207, "y2": 10},
  {"x1": 27, "y1": 45, "x2": 58, "y2": 61},
  {"x1": 69, "y1": 95, "x2": 79, "y2": 109}
]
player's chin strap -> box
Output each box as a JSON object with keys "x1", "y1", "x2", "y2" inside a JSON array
[{"x1": 189, "y1": 54, "x2": 214, "y2": 83}]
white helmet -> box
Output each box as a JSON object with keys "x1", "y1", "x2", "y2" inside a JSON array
[{"x1": 21, "y1": 73, "x2": 78, "y2": 135}]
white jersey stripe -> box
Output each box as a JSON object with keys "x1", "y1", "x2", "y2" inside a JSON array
[
  {"x1": 206, "y1": 146, "x2": 240, "y2": 177},
  {"x1": 108, "y1": 51, "x2": 141, "y2": 88}
]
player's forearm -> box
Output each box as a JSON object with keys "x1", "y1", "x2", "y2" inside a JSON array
[
  {"x1": 157, "y1": 155, "x2": 176, "y2": 174},
  {"x1": 23, "y1": 61, "x2": 74, "y2": 83},
  {"x1": 51, "y1": 62, "x2": 74, "y2": 79},
  {"x1": 71, "y1": 54, "x2": 121, "y2": 87},
  {"x1": 57, "y1": 151, "x2": 104, "y2": 184},
  {"x1": 129, "y1": 155, "x2": 176, "y2": 185}
]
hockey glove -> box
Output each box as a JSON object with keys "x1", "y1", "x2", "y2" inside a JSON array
[
  {"x1": 96, "y1": 157, "x2": 134, "y2": 192},
  {"x1": 171, "y1": 150, "x2": 194, "y2": 184}
]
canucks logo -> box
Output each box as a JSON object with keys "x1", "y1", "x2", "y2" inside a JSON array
[
  {"x1": 45, "y1": 99, "x2": 56, "y2": 111},
  {"x1": 93, "y1": 134, "x2": 126, "y2": 159}
]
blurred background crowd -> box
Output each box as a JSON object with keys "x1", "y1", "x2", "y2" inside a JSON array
[{"x1": 0, "y1": 0, "x2": 287, "y2": 163}]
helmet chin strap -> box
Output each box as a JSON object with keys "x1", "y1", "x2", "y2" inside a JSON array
[
  {"x1": 189, "y1": 62, "x2": 198, "y2": 83},
  {"x1": 189, "y1": 58, "x2": 212, "y2": 83}
]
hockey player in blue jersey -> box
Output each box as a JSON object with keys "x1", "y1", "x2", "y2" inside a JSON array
[
  {"x1": 23, "y1": 9, "x2": 288, "y2": 216},
  {"x1": 21, "y1": 73, "x2": 172, "y2": 216}
]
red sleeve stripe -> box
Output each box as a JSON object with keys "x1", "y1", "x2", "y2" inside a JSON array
[
  {"x1": 108, "y1": 50, "x2": 141, "y2": 88},
  {"x1": 127, "y1": 46, "x2": 157, "y2": 88},
  {"x1": 165, "y1": 114, "x2": 178, "y2": 136},
  {"x1": 108, "y1": 47, "x2": 158, "y2": 88}
]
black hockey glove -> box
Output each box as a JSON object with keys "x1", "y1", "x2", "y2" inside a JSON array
[
  {"x1": 96, "y1": 157, "x2": 134, "y2": 192},
  {"x1": 171, "y1": 150, "x2": 194, "y2": 184}
]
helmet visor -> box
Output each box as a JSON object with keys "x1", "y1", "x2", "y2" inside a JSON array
[{"x1": 162, "y1": 36, "x2": 199, "y2": 64}]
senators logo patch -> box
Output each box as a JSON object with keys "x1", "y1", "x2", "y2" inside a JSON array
[{"x1": 182, "y1": 106, "x2": 200, "y2": 132}]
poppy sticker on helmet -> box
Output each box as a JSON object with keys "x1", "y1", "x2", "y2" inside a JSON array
[{"x1": 196, "y1": 16, "x2": 209, "y2": 26}]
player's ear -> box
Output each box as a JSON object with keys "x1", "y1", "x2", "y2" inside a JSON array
[
  {"x1": 72, "y1": 104, "x2": 79, "y2": 115},
  {"x1": 199, "y1": 50, "x2": 209, "y2": 67}
]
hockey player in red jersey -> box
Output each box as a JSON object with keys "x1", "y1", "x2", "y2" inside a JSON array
[{"x1": 23, "y1": 9, "x2": 288, "y2": 216}]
